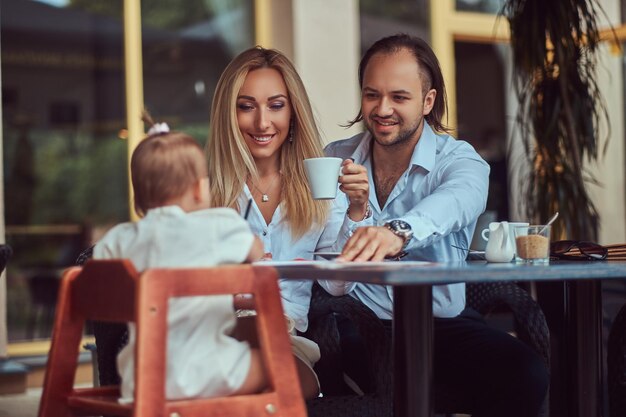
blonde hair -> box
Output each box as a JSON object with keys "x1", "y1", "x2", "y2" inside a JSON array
[
  {"x1": 132, "y1": 132, "x2": 208, "y2": 216},
  {"x1": 206, "y1": 46, "x2": 328, "y2": 238}
]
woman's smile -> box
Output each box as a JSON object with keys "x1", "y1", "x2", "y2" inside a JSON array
[{"x1": 249, "y1": 133, "x2": 276, "y2": 144}]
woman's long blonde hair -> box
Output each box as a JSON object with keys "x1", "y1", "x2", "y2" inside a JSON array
[{"x1": 206, "y1": 46, "x2": 328, "y2": 238}]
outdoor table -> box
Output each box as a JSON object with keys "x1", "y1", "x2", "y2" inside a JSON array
[{"x1": 266, "y1": 260, "x2": 626, "y2": 417}]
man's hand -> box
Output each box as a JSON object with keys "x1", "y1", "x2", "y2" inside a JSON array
[
  {"x1": 338, "y1": 226, "x2": 405, "y2": 261},
  {"x1": 339, "y1": 159, "x2": 370, "y2": 221}
]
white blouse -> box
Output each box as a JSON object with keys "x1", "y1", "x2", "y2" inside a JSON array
[{"x1": 238, "y1": 185, "x2": 372, "y2": 332}]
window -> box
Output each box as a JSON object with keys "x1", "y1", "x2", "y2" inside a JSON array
[
  {"x1": 3, "y1": 0, "x2": 128, "y2": 341},
  {"x1": 455, "y1": 0, "x2": 506, "y2": 14},
  {"x1": 360, "y1": 0, "x2": 430, "y2": 54},
  {"x1": 1, "y1": 0, "x2": 255, "y2": 342},
  {"x1": 139, "y1": 0, "x2": 254, "y2": 146}
]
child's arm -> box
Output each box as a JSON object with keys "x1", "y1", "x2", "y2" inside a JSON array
[{"x1": 244, "y1": 235, "x2": 264, "y2": 263}]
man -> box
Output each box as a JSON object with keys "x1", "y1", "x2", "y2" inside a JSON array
[{"x1": 321, "y1": 34, "x2": 548, "y2": 417}]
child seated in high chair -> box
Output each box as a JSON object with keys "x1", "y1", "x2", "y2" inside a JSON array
[{"x1": 93, "y1": 120, "x2": 317, "y2": 402}]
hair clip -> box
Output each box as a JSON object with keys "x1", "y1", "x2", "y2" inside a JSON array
[{"x1": 147, "y1": 122, "x2": 170, "y2": 136}]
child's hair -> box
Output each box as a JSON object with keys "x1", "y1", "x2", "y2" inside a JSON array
[{"x1": 131, "y1": 114, "x2": 208, "y2": 216}]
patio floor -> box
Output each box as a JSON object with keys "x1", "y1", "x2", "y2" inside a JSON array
[{"x1": 0, "y1": 387, "x2": 41, "y2": 417}]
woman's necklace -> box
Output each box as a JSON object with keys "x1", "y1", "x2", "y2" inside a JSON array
[{"x1": 249, "y1": 172, "x2": 281, "y2": 203}]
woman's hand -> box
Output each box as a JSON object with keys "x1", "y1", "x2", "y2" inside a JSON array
[{"x1": 339, "y1": 159, "x2": 370, "y2": 221}]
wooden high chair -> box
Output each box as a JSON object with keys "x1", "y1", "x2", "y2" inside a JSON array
[{"x1": 38, "y1": 260, "x2": 307, "y2": 417}]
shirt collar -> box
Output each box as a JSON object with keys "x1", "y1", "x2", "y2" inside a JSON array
[
  {"x1": 144, "y1": 205, "x2": 186, "y2": 217},
  {"x1": 410, "y1": 122, "x2": 437, "y2": 172},
  {"x1": 349, "y1": 122, "x2": 438, "y2": 172},
  {"x1": 349, "y1": 131, "x2": 373, "y2": 166}
]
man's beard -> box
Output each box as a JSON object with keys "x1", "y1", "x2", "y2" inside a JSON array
[{"x1": 365, "y1": 115, "x2": 424, "y2": 148}]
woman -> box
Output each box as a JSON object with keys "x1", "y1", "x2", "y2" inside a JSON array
[{"x1": 206, "y1": 46, "x2": 371, "y2": 396}]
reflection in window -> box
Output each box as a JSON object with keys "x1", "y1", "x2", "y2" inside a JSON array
[
  {"x1": 138, "y1": 0, "x2": 254, "y2": 146},
  {"x1": 455, "y1": 42, "x2": 510, "y2": 222},
  {"x1": 1, "y1": 0, "x2": 254, "y2": 342},
  {"x1": 456, "y1": 0, "x2": 506, "y2": 14},
  {"x1": 360, "y1": 0, "x2": 430, "y2": 55},
  {"x1": 2, "y1": 0, "x2": 128, "y2": 342}
]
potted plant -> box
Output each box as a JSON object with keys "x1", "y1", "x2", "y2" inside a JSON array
[{"x1": 502, "y1": 0, "x2": 612, "y2": 241}]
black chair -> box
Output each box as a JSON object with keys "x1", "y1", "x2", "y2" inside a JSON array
[
  {"x1": 466, "y1": 282, "x2": 550, "y2": 370},
  {"x1": 305, "y1": 281, "x2": 551, "y2": 417},
  {"x1": 304, "y1": 283, "x2": 392, "y2": 417},
  {"x1": 608, "y1": 302, "x2": 626, "y2": 417},
  {"x1": 466, "y1": 282, "x2": 550, "y2": 417}
]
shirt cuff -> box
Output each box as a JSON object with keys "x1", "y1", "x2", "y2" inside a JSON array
[{"x1": 402, "y1": 211, "x2": 438, "y2": 248}]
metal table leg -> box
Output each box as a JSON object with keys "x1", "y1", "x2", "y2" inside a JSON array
[
  {"x1": 393, "y1": 285, "x2": 433, "y2": 417},
  {"x1": 565, "y1": 280, "x2": 602, "y2": 417}
]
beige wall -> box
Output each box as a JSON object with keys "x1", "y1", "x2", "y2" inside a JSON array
[
  {"x1": 258, "y1": 0, "x2": 362, "y2": 144},
  {"x1": 507, "y1": 1, "x2": 626, "y2": 243},
  {"x1": 292, "y1": 0, "x2": 361, "y2": 143},
  {"x1": 0, "y1": 39, "x2": 7, "y2": 357},
  {"x1": 590, "y1": 0, "x2": 626, "y2": 244}
]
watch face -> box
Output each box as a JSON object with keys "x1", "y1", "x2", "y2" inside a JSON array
[
  {"x1": 386, "y1": 220, "x2": 413, "y2": 251},
  {"x1": 390, "y1": 220, "x2": 411, "y2": 233}
]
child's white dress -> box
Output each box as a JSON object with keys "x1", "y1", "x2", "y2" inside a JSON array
[{"x1": 93, "y1": 206, "x2": 255, "y2": 402}]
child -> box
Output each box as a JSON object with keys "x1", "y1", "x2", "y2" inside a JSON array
[{"x1": 93, "y1": 121, "x2": 267, "y2": 402}]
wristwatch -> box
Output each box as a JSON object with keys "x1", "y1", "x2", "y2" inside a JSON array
[{"x1": 384, "y1": 220, "x2": 413, "y2": 253}]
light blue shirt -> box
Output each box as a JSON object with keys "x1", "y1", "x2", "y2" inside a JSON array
[
  {"x1": 320, "y1": 123, "x2": 490, "y2": 318},
  {"x1": 239, "y1": 186, "x2": 372, "y2": 331}
]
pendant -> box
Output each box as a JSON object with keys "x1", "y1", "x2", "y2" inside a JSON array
[{"x1": 262, "y1": 194, "x2": 269, "y2": 202}]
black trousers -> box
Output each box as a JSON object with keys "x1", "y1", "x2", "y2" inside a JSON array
[{"x1": 337, "y1": 308, "x2": 549, "y2": 417}]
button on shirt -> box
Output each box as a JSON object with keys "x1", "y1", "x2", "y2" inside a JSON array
[
  {"x1": 239, "y1": 187, "x2": 372, "y2": 332},
  {"x1": 320, "y1": 123, "x2": 490, "y2": 319}
]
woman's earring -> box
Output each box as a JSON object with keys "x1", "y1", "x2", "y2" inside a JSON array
[{"x1": 289, "y1": 120, "x2": 294, "y2": 143}]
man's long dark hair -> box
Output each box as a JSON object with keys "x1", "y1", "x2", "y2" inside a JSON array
[{"x1": 347, "y1": 34, "x2": 450, "y2": 133}]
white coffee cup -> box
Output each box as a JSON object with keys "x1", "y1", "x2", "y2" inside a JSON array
[
  {"x1": 304, "y1": 157, "x2": 343, "y2": 200},
  {"x1": 482, "y1": 221, "x2": 530, "y2": 258}
]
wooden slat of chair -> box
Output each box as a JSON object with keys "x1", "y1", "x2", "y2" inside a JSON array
[
  {"x1": 38, "y1": 266, "x2": 108, "y2": 417},
  {"x1": 39, "y1": 260, "x2": 307, "y2": 417}
]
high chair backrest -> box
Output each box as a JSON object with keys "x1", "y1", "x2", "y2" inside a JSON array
[{"x1": 39, "y1": 260, "x2": 307, "y2": 417}]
